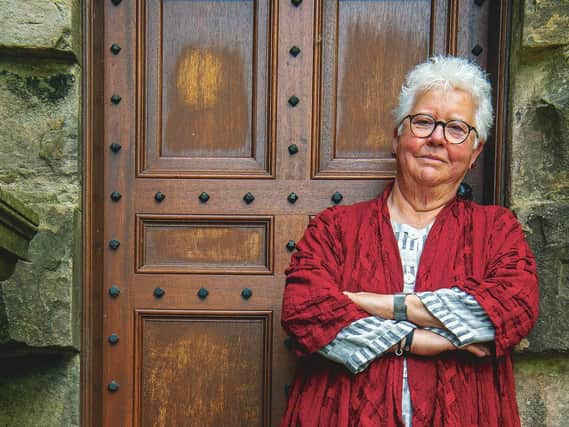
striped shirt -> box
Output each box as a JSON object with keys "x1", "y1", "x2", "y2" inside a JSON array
[{"x1": 319, "y1": 221, "x2": 495, "y2": 426}]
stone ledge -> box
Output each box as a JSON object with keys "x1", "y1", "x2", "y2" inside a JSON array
[
  {"x1": 0, "y1": 0, "x2": 80, "y2": 60},
  {"x1": 0, "y1": 187, "x2": 39, "y2": 280}
]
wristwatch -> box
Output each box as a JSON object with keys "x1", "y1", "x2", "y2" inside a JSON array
[{"x1": 393, "y1": 293, "x2": 408, "y2": 321}]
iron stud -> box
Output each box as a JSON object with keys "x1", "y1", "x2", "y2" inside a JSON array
[
  {"x1": 457, "y1": 182, "x2": 473, "y2": 200},
  {"x1": 198, "y1": 192, "x2": 210, "y2": 203},
  {"x1": 243, "y1": 192, "x2": 255, "y2": 204},
  {"x1": 153, "y1": 287, "x2": 165, "y2": 298},
  {"x1": 154, "y1": 192, "x2": 166, "y2": 202},
  {"x1": 110, "y1": 191, "x2": 122, "y2": 202},
  {"x1": 110, "y1": 44, "x2": 122, "y2": 55},
  {"x1": 471, "y1": 44, "x2": 483, "y2": 56},
  {"x1": 241, "y1": 288, "x2": 253, "y2": 300},
  {"x1": 111, "y1": 94, "x2": 122, "y2": 104},
  {"x1": 110, "y1": 142, "x2": 122, "y2": 153},
  {"x1": 197, "y1": 288, "x2": 209, "y2": 299},
  {"x1": 331, "y1": 192, "x2": 343, "y2": 204},
  {"x1": 289, "y1": 46, "x2": 301, "y2": 57},
  {"x1": 288, "y1": 144, "x2": 299, "y2": 155},
  {"x1": 474, "y1": 0, "x2": 485, "y2": 5},
  {"x1": 108, "y1": 333, "x2": 119, "y2": 345},
  {"x1": 108, "y1": 286, "x2": 121, "y2": 298},
  {"x1": 291, "y1": 0, "x2": 302, "y2": 6},
  {"x1": 109, "y1": 239, "x2": 120, "y2": 250},
  {"x1": 108, "y1": 381, "x2": 120, "y2": 392},
  {"x1": 288, "y1": 96, "x2": 300, "y2": 107},
  {"x1": 287, "y1": 192, "x2": 299, "y2": 204},
  {"x1": 111, "y1": 0, "x2": 122, "y2": 5},
  {"x1": 286, "y1": 240, "x2": 296, "y2": 252}
]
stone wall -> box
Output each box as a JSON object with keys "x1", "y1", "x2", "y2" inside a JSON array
[
  {"x1": 509, "y1": 1, "x2": 569, "y2": 426},
  {"x1": 0, "y1": 1, "x2": 81, "y2": 426},
  {"x1": 0, "y1": 1, "x2": 567, "y2": 426}
]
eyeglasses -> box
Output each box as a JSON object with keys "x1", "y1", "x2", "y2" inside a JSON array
[{"x1": 400, "y1": 113, "x2": 479, "y2": 144}]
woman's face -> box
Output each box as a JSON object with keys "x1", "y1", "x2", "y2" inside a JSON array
[{"x1": 392, "y1": 88, "x2": 484, "y2": 189}]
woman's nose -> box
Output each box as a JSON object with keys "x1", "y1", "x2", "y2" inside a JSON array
[{"x1": 430, "y1": 122, "x2": 446, "y2": 144}]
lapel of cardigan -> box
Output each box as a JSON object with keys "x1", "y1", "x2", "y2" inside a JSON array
[
  {"x1": 415, "y1": 198, "x2": 463, "y2": 292},
  {"x1": 376, "y1": 185, "x2": 405, "y2": 293}
]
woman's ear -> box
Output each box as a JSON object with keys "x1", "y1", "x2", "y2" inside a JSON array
[
  {"x1": 470, "y1": 140, "x2": 485, "y2": 168},
  {"x1": 392, "y1": 128, "x2": 399, "y2": 157}
]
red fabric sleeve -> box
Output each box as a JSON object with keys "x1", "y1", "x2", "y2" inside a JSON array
[
  {"x1": 453, "y1": 208, "x2": 539, "y2": 357},
  {"x1": 281, "y1": 207, "x2": 369, "y2": 356}
]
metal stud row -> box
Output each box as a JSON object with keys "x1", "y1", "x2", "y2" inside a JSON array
[
  {"x1": 127, "y1": 191, "x2": 345, "y2": 205},
  {"x1": 107, "y1": 0, "x2": 124, "y2": 395},
  {"x1": 151, "y1": 287, "x2": 255, "y2": 300}
]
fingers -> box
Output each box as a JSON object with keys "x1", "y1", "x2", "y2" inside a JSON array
[{"x1": 463, "y1": 343, "x2": 492, "y2": 358}]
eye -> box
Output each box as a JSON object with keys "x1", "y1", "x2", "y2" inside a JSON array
[
  {"x1": 412, "y1": 115, "x2": 434, "y2": 128},
  {"x1": 446, "y1": 121, "x2": 468, "y2": 137}
]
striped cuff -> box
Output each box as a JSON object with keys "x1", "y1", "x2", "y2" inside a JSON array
[
  {"x1": 319, "y1": 317, "x2": 416, "y2": 374},
  {"x1": 418, "y1": 287, "x2": 495, "y2": 346}
]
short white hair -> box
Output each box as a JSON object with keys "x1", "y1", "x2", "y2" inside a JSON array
[{"x1": 393, "y1": 56, "x2": 493, "y2": 148}]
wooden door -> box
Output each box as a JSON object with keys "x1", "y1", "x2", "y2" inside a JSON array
[{"x1": 85, "y1": 0, "x2": 506, "y2": 426}]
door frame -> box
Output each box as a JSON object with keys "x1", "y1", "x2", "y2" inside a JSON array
[{"x1": 80, "y1": 1, "x2": 513, "y2": 425}]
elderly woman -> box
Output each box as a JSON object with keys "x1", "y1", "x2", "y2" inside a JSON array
[{"x1": 281, "y1": 56, "x2": 539, "y2": 426}]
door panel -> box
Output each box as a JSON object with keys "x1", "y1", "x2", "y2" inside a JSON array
[
  {"x1": 141, "y1": 0, "x2": 276, "y2": 177},
  {"x1": 136, "y1": 311, "x2": 272, "y2": 427},
  {"x1": 94, "y1": 1, "x2": 495, "y2": 425},
  {"x1": 313, "y1": 0, "x2": 433, "y2": 178},
  {"x1": 135, "y1": 215, "x2": 273, "y2": 274}
]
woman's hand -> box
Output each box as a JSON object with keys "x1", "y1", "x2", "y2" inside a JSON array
[
  {"x1": 407, "y1": 329, "x2": 456, "y2": 356},
  {"x1": 461, "y1": 343, "x2": 492, "y2": 358},
  {"x1": 404, "y1": 333, "x2": 491, "y2": 358}
]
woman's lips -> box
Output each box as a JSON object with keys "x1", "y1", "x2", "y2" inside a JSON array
[{"x1": 419, "y1": 155, "x2": 446, "y2": 163}]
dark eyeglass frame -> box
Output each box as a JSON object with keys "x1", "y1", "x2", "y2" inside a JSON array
[{"x1": 400, "y1": 113, "x2": 479, "y2": 144}]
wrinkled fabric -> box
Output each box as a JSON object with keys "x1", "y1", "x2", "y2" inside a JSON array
[{"x1": 281, "y1": 185, "x2": 539, "y2": 427}]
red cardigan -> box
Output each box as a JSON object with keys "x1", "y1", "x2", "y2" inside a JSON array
[{"x1": 281, "y1": 187, "x2": 539, "y2": 426}]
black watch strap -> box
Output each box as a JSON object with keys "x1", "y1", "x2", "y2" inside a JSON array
[
  {"x1": 403, "y1": 329, "x2": 415, "y2": 354},
  {"x1": 393, "y1": 293, "x2": 407, "y2": 321}
]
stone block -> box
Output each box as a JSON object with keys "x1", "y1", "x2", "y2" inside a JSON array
[
  {"x1": 0, "y1": 0, "x2": 80, "y2": 58},
  {"x1": 1, "y1": 205, "x2": 81, "y2": 348},
  {"x1": 522, "y1": 0, "x2": 569, "y2": 48},
  {"x1": 515, "y1": 355, "x2": 569, "y2": 427},
  {"x1": 0, "y1": 60, "x2": 80, "y2": 349},
  {"x1": 0, "y1": 354, "x2": 79, "y2": 427},
  {"x1": 509, "y1": 53, "x2": 569, "y2": 204},
  {"x1": 513, "y1": 202, "x2": 569, "y2": 353}
]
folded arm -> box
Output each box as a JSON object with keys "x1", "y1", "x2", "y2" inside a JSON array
[
  {"x1": 325, "y1": 286, "x2": 494, "y2": 373},
  {"x1": 281, "y1": 208, "x2": 369, "y2": 356},
  {"x1": 343, "y1": 287, "x2": 495, "y2": 346}
]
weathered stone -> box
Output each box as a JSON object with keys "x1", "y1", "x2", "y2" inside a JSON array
[
  {"x1": 1, "y1": 205, "x2": 80, "y2": 348},
  {"x1": 510, "y1": 2, "x2": 569, "y2": 423},
  {"x1": 0, "y1": 60, "x2": 80, "y2": 349},
  {"x1": 0, "y1": 0, "x2": 80, "y2": 58},
  {"x1": 515, "y1": 355, "x2": 569, "y2": 427},
  {"x1": 509, "y1": 52, "x2": 569, "y2": 204},
  {"x1": 0, "y1": 354, "x2": 79, "y2": 427},
  {"x1": 522, "y1": 0, "x2": 569, "y2": 48},
  {"x1": 512, "y1": 203, "x2": 569, "y2": 352}
]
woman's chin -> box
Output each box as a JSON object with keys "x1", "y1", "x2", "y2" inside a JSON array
[{"x1": 412, "y1": 173, "x2": 448, "y2": 188}]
